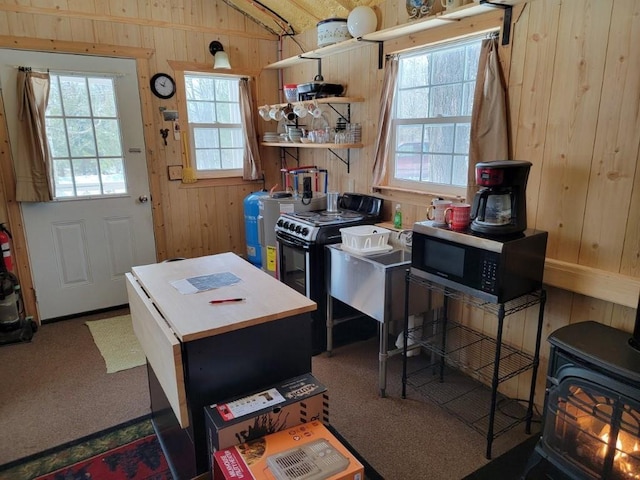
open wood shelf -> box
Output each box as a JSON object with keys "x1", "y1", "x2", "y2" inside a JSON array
[
  {"x1": 263, "y1": 0, "x2": 527, "y2": 70},
  {"x1": 261, "y1": 142, "x2": 363, "y2": 149},
  {"x1": 264, "y1": 96, "x2": 364, "y2": 108}
]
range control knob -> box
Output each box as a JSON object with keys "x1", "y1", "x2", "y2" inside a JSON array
[
  {"x1": 301, "y1": 227, "x2": 309, "y2": 236},
  {"x1": 276, "y1": 219, "x2": 284, "y2": 227},
  {"x1": 295, "y1": 225, "x2": 302, "y2": 233},
  {"x1": 283, "y1": 221, "x2": 290, "y2": 229},
  {"x1": 288, "y1": 223, "x2": 295, "y2": 231}
]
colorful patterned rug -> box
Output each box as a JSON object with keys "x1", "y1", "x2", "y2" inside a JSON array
[
  {"x1": 0, "y1": 416, "x2": 167, "y2": 480},
  {"x1": 34, "y1": 434, "x2": 170, "y2": 480}
]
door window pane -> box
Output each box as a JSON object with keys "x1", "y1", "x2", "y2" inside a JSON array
[{"x1": 46, "y1": 73, "x2": 127, "y2": 198}]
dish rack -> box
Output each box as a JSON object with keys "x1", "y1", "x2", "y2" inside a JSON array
[{"x1": 339, "y1": 225, "x2": 391, "y2": 254}]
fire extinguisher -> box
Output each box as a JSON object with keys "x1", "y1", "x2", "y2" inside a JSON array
[{"x1": 0, "y1": 224, "x2": 13, "y2": 272}]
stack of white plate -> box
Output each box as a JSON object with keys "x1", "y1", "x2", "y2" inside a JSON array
[{"x1": 263, "y1": 132, "x2": 280, "y2": 143}]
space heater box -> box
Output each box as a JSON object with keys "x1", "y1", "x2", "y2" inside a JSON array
[
  {"x1": 205, "y1": 373, "x2": 329, "y2": 457},
  {"x1": 212, "y1": 420, "x2": 364, "y2": 480}
]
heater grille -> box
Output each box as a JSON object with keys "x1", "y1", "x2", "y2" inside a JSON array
[{"x1": 266, "y1": 438, "x2": 349, "y2": 480}]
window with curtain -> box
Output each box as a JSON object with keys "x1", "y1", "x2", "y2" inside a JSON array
[
  {"x1": 184, "y1": 73, "x2": 244, "y2": 178},
  {"x1": 390, "y1": 34, "x2": 486, "y2": 197},
  {"x1": 46, "y1": 73, "x2": 126, "y2": 199}
]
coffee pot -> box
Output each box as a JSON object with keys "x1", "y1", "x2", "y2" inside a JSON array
[{"x1": 470, "y1": 160, "x2": 532, "y2": 236}]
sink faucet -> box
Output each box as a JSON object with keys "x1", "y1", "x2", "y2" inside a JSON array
[{"x1": 397, "y1": 229, "x2": 413, "y2": 248}]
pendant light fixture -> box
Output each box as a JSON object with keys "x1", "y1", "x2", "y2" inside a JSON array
[{"x1": 209, "y1": 41, "x2": 231, "y2": 70}]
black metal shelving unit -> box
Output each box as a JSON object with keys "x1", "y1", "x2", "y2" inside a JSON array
[{"x1": 401, "y1": 272, "x2": 546, "y2": 459}]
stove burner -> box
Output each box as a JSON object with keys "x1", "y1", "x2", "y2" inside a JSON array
[{"x1": 288, "y1": 210, "x2": 364, "y2": 225}]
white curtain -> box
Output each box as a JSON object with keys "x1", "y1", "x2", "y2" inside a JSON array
[
  {"x1": 467, "y1": 37, "x2": 509, "y2": 202},
  {"x1": 371, "y1": 56, "x2": 399, "y2": 187},
  {"x1": 239, "y1": 78, "x2": 262, "y2": 181},
  {"x1": 16, "y1": 68, "x2": 53, "y2": 202}
]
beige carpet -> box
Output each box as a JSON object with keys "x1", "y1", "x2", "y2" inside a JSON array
[{"x1": 85, "y1": 315, "x2": 146, "y2": 373}]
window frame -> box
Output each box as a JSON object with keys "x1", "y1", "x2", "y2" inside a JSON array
[
  {"x1": 386, "y1": 31, "x2": 496, "y2": 198},
  {"x1": 183, "y1": 72, "x2": 245, "y2": 179}
]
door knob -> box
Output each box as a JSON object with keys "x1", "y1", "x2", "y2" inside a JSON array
[{"x1": 138, "y1": 195, "x2": 149, "y2": 203}]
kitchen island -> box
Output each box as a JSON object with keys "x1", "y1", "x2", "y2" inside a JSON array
[{"x1": 125, "y1": 253, "x2": 316, "y2": 479}]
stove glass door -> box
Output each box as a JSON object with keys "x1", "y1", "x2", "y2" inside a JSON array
[
  {"x1": 278, "y1": 239, "x2": 309, "y2": 298},
  {"x1": 543, "y1": 374, "x2": 640, "y2": 480}
]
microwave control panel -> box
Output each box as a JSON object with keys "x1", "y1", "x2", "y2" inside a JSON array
[{"x1": 480, "y1": 257, "x2": 498, "y2": 293}]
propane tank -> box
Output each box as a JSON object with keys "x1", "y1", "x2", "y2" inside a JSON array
[
  {"x1": 243, "y1": 190, "x2": 269, "y2": 267},
  {"x1": 0, "y1": 224, "x2": 12, "y2": 272}
]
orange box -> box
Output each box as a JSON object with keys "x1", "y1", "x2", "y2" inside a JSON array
[{"x1": 212, "y1": 420, "x2": 364, "y2": 480}]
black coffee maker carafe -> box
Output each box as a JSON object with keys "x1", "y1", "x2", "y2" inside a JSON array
[{"x1": 470, "y1": 160, "x2": 532, "y2": 236}]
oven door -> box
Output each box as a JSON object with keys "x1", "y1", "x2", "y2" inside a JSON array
[{"x1": 276, "y1": 232, "x2": 310, "y2": 298}]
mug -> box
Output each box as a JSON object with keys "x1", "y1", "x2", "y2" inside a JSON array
[
  {"x1": 441, "y1": 0, "x2": 464, "y2": 10},
  {"x1": 282, "y1": 105, "x2": 296, "y2": 122},
  {"x1": 258, "y1": 105, "x2": 270, "y2": 121},
  {"x1": 444, "y1": 203, "x2": 471, "y2": 231},
  {"x1": 426, "y1": 199, "x2": 452, "y2": 226},
  {"x1": 308, "y1": 102, "x2": 323, "y2": 118},
  {"x1": 293, "y1": 103, "x2": 308, "y2": 118},
  {"x1": 269, "y1": 106, "x2": 283, "y2": 121}
]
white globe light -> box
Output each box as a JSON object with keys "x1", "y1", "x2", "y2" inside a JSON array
[{"x1": 347, "y1": 6, "x2": 377, "y2": 38}]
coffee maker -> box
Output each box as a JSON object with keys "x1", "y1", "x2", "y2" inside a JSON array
[{"x1": 470, "y1": 160, "x2": 532, "y2": 236}]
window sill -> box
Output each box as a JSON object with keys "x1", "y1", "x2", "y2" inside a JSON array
[
  {"x1": 373, "y1": 185, "x2": 466, "y2": 202},
  {"x1": 178, "y1": 177, "x2": 262, "y2": 188}
]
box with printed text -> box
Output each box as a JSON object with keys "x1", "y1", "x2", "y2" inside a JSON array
[
  {"x1": 205, "y1": 373, "x2": 329, "y2": 457},
  {"x1": 212, "y1": 420, "x2": 364, "y2": 480}
]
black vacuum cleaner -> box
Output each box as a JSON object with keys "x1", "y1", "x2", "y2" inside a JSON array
[{"x1": 0, "y1": 230, "x2": 36, "y2": 346}]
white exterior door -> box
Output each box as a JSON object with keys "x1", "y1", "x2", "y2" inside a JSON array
[{"x1": 0, "y1": 50, "x2": 157, "y2": 320}]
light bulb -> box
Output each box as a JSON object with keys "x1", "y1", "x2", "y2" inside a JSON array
[{"x1": 347, "y1": 6, "x2": 377, "y2": 38}]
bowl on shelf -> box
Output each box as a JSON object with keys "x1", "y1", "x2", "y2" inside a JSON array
[{"x1": 300, "y1": 137, "x2": 313, "y2": 144}]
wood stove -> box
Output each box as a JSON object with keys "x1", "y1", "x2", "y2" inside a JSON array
[{"x1": 523, "y1": 320, "x2": 640, "y2": 479}]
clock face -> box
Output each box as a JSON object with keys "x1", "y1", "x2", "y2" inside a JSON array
[{"x1": 150, "y1": 73, "x2": 176, "y2": 99}]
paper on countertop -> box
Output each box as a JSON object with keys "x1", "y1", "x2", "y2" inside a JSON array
[{"x1": 170, "y1": 272, "x2": 242, "y2": 294}]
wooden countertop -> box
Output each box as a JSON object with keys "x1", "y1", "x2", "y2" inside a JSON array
[{"x1": 131, "y1": 253, "x2": 316, "y2": 342}]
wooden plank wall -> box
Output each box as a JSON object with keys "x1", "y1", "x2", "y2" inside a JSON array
[
  {"x1": 0, "y1": 0, "x2": 639, "y2": 409},
  {"x1": 278, "y1": 0, "x2": 640, "y2": 407}
]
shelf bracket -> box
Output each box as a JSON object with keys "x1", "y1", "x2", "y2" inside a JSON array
[
  {"x1": 325, "y1": 102, "x2": 351, "y2": 123},
  {"x1": 327, "y1": 148, "x2": 350, "y2": 173},
  {"x1": 298, "y1": 56, "x2": 322, "y2": 78},
  {"x1": 280, "y1": 146, "x2": 300, "y2": 167},
  {"x1": 357, "y1": 38, "x2": 384, "y2": 69},
  {"x1": 479, "y1": 1, "x2": 512, "y2": 46}
]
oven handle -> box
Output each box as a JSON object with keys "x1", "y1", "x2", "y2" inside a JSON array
[{"x1": 276, "y1": 233, "x2": 310, "y2": 250}]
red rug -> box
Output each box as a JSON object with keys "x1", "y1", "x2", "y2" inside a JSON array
[{"x1": 35, "y1": 434, "x2": 172, "y2": 480}]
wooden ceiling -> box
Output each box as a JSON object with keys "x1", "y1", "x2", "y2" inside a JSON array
[{"x1": 221, "y1": 0, "x2": 386, "y2": 36}]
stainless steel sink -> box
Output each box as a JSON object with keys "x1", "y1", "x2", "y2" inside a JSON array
[
  {"x1": 326, "y1": 244, "x2": 424, "y2": 324},
  {"x1": 326, "y1": 243, "x2": 430, "y2": 396}
]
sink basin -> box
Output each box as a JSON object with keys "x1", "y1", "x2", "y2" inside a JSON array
[
  {"x1": 361, "y1": 248, "x2": 411, "y2": 266},
  {"x1": 327, "y1": 244, "x2": 427, "y2": 324}
]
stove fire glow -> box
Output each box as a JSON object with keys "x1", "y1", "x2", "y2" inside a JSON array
[{"x1": 547, "y1": 385, "x2": 640, "y2": 479}]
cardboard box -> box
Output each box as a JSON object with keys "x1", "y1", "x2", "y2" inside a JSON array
[
  {"x1": 212, "y1": 420, "x2": 364, "y2": 480},
  {"x1": 205, "y1": 373, "x2": 329, "y2": 455}
]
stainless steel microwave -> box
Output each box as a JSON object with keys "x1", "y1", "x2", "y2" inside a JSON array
[{"x1": 411, "y1": 222, "x2": 548, "y2": 303}]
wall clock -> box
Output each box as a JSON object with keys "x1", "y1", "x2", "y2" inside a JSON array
[{"x1": 150, "y1": 73, "x2": 176, "y2": 99}]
